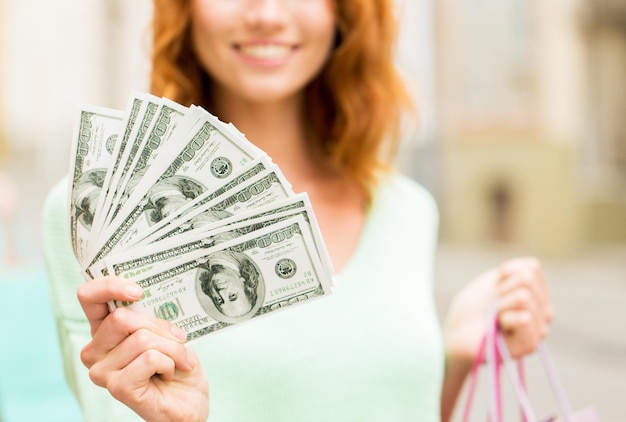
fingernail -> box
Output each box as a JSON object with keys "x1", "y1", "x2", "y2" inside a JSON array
[
  {"x1": 171, "y1": 324, "x2": 187, "y2": 342},
  {"x1": 125, "y1": 284, "x2": 143, "y2": 298}
]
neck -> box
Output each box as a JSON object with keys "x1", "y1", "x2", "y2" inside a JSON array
[
  {"x1": 207, "y1": 88, "x2": 367, "y2": 274},
  {"x1": 210, "y1": 92, "x2": 325, "y2": 191}
]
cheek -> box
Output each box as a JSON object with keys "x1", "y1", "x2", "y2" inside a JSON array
[
  {"x1": 303, "y1": 6, "x2": 337, "y2": 57},
  {"x1": 189, "y1": 1, "x2": 227, "y2": 55}
]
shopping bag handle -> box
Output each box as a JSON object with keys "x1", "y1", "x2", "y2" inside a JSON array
[
  {"x1": 495, "y1": 334, "x2": 575, "y2": 422},
  {"x1": 462, "y1": 319, "x2": 505, "y2": 422},
  {"x1": 461, "y1": 333, "x2": 487, "y2": 422},
  {"x1": 462, "y1": 312, "x2": 575, "y2": 422}
]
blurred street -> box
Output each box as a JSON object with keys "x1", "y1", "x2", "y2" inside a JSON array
[{"x1": 435, "y1": 242, "x2": 626, "y2": 421}]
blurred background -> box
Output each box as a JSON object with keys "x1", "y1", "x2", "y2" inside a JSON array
[{"x1": 0, "y1": 0, "x2": 623, "y2": 421}]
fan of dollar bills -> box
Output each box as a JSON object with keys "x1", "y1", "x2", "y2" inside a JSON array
[{"x1": 68, "y1": 91, "x2": 333, "y2": 342}]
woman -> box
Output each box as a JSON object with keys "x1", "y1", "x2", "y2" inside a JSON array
[{"x1": 43, "y1": 0, "x2": 552, "y2": 421}]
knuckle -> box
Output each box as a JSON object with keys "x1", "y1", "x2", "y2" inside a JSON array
[
  {"x1": 80, "y1": 345, "x2": 94, "y2": 368},
  {"x1": 88, "y1": 365, "x2": 106, "y2": 387},
  {"x1": 141, "y1": 348, "x2": 162, "y2": 366},
  {"x1": 514, "y1": 289, "x2": 532, "y2": 309},
  {"x1": 517, "y1": 271, "x2": 535, "y2": 288},
  {"x1": 517, "y1": 311, "x2": 533, "y2": 328},
  {"x1": 109, "y1": 307, "x2": 131, "y2": 326},
  {"x1": 132, "y1": 328, "x2": 154, "y2": 348},
  {"x1": 107, "y1": 375, "x2": 127, "y2": 400},
  {"x1": 76, "y1": 283, "x2": 89, "y2": 303}
]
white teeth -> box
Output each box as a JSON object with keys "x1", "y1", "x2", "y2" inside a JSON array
[{"x1": 240, "y1": 44, "x2": 292, "y2": 59}]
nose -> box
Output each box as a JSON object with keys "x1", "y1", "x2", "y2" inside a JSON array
[{"x1": 245, "y1": 0, "x2": 288, "y2": 29}]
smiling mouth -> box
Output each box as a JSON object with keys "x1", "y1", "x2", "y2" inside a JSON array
[{"x1": 237, "y1": 44, "x2": 295, "y2": 60}]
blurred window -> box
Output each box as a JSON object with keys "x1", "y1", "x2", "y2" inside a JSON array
[{"x1": 458, "y1": 0, "x2": 536, "y2": 129}]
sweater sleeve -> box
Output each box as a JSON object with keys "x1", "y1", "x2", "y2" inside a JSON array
[{"x1": 42, "y1": 177, "x2": 141, "y2": 422}]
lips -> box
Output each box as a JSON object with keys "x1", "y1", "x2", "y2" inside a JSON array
[{"x1": 236, "y1": 43, "x2": 295, "y2": 60}]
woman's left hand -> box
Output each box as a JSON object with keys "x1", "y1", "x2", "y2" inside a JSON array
[
  {"x1": 443, "y1": 257, "x2": 554, "y2": 369},
  {"x1": 440, "y1": 257, "x2": 554, "y2": 421},
  {"x1": 495, "y1": 257, "x2": 554, "y2": 357}
]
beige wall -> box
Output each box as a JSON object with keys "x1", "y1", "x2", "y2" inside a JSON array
[
  {"x1": 534, "y1": 0, "x2": 586, "y2": 143},
  {"x1": 442, "y1": 136, "x2": 584, "y2": 256}
]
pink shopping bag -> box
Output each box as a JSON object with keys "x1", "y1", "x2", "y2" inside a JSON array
[{"x1": 462, "y1": 315, "x2": 600, "y2": 422}]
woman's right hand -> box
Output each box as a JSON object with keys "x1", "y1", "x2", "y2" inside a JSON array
[{"x1": 77, "y1": 276, "x2": 210, "y2": 422}]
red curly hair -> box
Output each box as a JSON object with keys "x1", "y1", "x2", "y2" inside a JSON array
[{"x1": 150, "y1": 0, "x2": 413, "y2": 200}]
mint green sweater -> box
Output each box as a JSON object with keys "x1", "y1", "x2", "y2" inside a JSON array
[{"x1": 43, "y1": 172, "x2": 444, "y2": 421}]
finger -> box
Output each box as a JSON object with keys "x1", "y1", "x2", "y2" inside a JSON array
[
  {"x1": 497, "y1": 278, "x2": 541, "y2": 319},
  {"x1": 497, "y1": 270, "x2": 551, "y2": 341},
  {"x1": 77, "y1": 277, "x2": 143, "y2": 335},
  {"x1": 496, "y1": 263, "x2": 553, "y2": 357},
  {"x1": 499, "y1": 258, "x2": 551, "y2": 311},
  {"x1": 105, "y1": 349, "x2": 177, "y2": 402},
  {"x1": 87, "y1": 326, "x2": 192, "y2": 383},
  {"x1": 498, "y1": 309, "x2": 542, "y2": 357},
  {"x1": 497, "y1": 266, "x2": 551, "y2": 326},
  {"x1": 84, "y1": 307, "x2": 187, "y2": 362}
]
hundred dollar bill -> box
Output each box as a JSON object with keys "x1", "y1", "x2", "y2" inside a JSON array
[
  {"x1": 137, "y1": 193, "x2": 333, "y2": 277},
  {"x1": 137, "y1": 193, "x2": 307, "y2": 247},
  {"x1": 129, "y1": 155, "x2": 274, "y2": 247},
  {"x1": 101, "y1": 198, "x2": 327, "y2": 280},
  {"x1": 99, "y1": 210, "x2": 291, "y2": 279},
  {"x1": 89, "y1": 195, "x2": 311, "y2": 278},
  {"x1": 132, "y1": 167, "x2": 293, "y2": 248},
  {"x1": 85, "y1": 109, "x2": 266, "y2": 276},
  {"x1": 111, "y1": 214, "x2": 332, "y2": 342},
  {"x1": 68, "y1": 104, "x2": 124, "y2": 266},
  {"x1": 90, "y1": 92, "x2": 162, "y2": 241},
  {"x1": 93, "y1": 97, "x2": 193, "y2": 240},
  {"x1": 87, "y1": 166, "x2": 292, "y2": 276},
  {"x1": 88, "y1": 213, "x2": 249, "y2": 280},
  {"x1": 87, "y1": 158, "x2": 278, "y2": 278}
]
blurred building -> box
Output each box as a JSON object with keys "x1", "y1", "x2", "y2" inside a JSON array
[
  {"x1": 0, "y1": 0, "x2": 151, "y2": 189},
  {"x1": 579, "y1": 0, "x2": 626, "y2": 244},
  {"x1": 435, "y1": 0, "x2": 626, "y2": 256},
  {"x1": 1, "y1": 0, "x2": 624, "y2": 259},
  {"x1": 0, "y1": 0, "x2": 152, "y2": 261}
]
